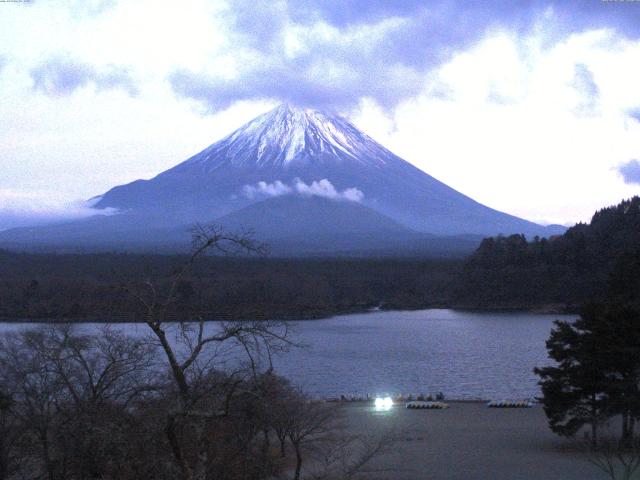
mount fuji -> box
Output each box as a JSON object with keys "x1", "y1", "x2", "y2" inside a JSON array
[{"x1": 0, "y1": 104, "x2": 564, "y2": 255}]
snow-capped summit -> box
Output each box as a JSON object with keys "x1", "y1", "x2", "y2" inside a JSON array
[{"x1": 168, "y1": 103, "x2": 390, "y2": 172}]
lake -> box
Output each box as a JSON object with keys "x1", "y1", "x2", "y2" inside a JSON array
[{"x1": 0, "y1": 309, "x2": 575, "y2": 400}]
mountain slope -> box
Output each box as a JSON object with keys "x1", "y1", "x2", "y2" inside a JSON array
[
  {"x1": 0, "y1": 195, "x2": 481, "y2": 256},
  {"x1": 0, "y1": 104, "x2": 563, "y2": 254},
  {"x1": 92, "y1": 104, "x2": 562, "y2": 237},
  {"x1": 214, "y1": 195, "x2": 414, "y2": 239},
  {"x1": 208, "y1": 195, "x2": 479, "y2": 256}
]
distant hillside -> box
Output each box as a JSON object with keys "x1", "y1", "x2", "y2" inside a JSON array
[
  {"x1": 454, "y1": 197, "x2": 640, "y2": 311},
  {"x1": 208, "y1": 196, "x2": 481, "y2": 257},
  {"x1": 0, "y1": 195, "x2": 482, "y2": 257}
]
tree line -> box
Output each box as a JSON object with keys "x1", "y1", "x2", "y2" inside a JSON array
[
  {"x1": 0, "y1": 251, "x2": 460, "y2": 322},
  {"x1": 455, "y1": 196, "x2": 640, "y2": 311}
]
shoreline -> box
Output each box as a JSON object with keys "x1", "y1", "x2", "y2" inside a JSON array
[
  {"x1": 326, "y1": 398, "x2": 535, "y2": 403},
  {"x1": 0, "y1": 303, "x2": 578, "y2": 324}
]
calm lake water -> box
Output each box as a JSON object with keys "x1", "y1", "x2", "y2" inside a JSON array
[{"x1": 0, "y1": 309, "x2": 576, "y2": 400}]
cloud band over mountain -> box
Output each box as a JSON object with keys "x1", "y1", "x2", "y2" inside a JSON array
[
  {"x1": 168, "y1": 0, "x2": 640, "y2": 112},
  {"x1": 242, "y1": 179, "x2": 364, "y2": 202},
  {"x1": 0, "y1": 192, "x2": 117, "y2": 231}
]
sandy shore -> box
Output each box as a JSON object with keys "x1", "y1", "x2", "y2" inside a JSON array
[{"x1": 338, "y1": 402, "x2": 605, "y2": 480}]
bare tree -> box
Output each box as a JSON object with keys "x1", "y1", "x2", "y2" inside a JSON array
[
  {"x1": 255, "y1": 373, "x2": 297, "y2": 458},
  {"x1": 284, "y1": 395, "x2": 338, "y2": 480},
  {"x1": 47, "y1": 325, "x2": 159, "y2": 479},
  {"x1": 0, "y1": 389, "x2": 21, "y2": 480},
  {"x1": 43, "y1": 325, "x2": 159, "y2": 407},
  {"x1": 309, "y1": 432, "x2": 396, "y2": 480},
  {"x1": 0, "y1": 329, "x2": 66, "y2": 480},
  {"x1": 269, "y1": 391, "x2": 394, "y2": 480},
  {"x1": 125, "y1": 224, "x2": 292, "y2": 480},
  {"x1": 0, "y1": 325, "x2": 161, "y2": 480}
]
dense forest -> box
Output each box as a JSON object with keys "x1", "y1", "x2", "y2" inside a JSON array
[
  {"x1": 454, "y1": 196, "x2": 640, "y2": 311},
  {"x1": 0, "y1": 197, "x2": 637, "y2": 322},
  {"x1": 0, "y1": 253, "x2": 460, "y2": 321}
]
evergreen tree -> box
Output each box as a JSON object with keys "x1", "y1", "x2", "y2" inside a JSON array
[
  {"x1": 535, "y1": 311, "x2": 609, "y2": 445},
  {"x1": 590, "y1": 304, "x2": 640, "y2": 444},
  {"x1": 535, "y1": 303, "x2": 640, "y2": 446}
]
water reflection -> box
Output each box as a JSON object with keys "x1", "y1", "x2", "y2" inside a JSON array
[{"x1": 0, "y1": 309, "x2": 576, "y2": 400}]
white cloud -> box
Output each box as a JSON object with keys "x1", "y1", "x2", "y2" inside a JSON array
[
  {"x1": 242, "y1": 180, "x2": 292, "y2": 199},
  {"x1": 342, "y1": 187, "x2": 365, "y2": 202},
  {"x1": 618, "y1": 159, "x2": 640, "y2": 185},
  {"x1": 351, "y1": 29, "x2": 640, "y2": 225},
  {"x1": 0, "y1": 190, "x2": 117, "y2": 231},
  {"x1": 242, "y1": 179, "x2": 364, "y2": 202},
  {"x1": 294, "y1": 178, "x2": 364, "y2": 201}
]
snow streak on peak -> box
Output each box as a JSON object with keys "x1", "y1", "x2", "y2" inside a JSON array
[
  {"x1": 179, "y1": 104, "x2": 396, "y2": 172},
  {"x1": 223, "y1": 103, "x2": 371, "y2": 166}
]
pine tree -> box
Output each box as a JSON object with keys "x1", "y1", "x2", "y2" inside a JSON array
[
  {"x1": 535, "y1": 303, "x2": 640, "y2": 446},
  {"x1": 535, "y1": 311, "x2": 608, "y2": 446}
]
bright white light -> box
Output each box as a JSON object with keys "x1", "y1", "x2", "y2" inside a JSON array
[{"x1": 374, "y1": 396, "x2": 393, "y2": 411}]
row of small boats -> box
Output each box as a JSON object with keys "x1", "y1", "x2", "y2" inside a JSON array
[
  {"x1": 486, "y1": 400, "x2": 533, "y2": 408},
  {"x1": 406, "y1": 401, "x2": 449, "y2": 409},
  {"x1": 333, "y1": 394, "x2": 446, "y2": 403},
  {"x1": 328, "y1": 396, "x2": 534, "y2": 408},
  {"x1": 406, "y1": 400, "x2": 533, "y2": 410}
]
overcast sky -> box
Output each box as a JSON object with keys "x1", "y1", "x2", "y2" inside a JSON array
[{"x1": 1, "y1": 0, "x2": 640, "y2": 229}]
